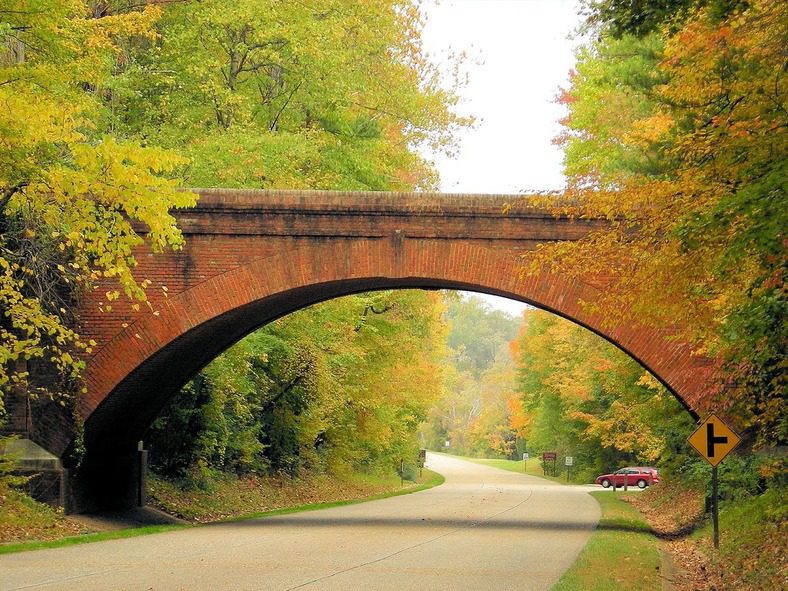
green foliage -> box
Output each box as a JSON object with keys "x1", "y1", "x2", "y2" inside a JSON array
[
  {"x1": 420, "y1": 295, "x2": 521, "y2": 457},
  {"x1": 0, "y1": 1, "x2": 194, "y2": 407},
  {"x1": 511, "y1": 310, "x2": 695, "y2": 482},
  {"x1": 543, "y1": 0, "x2": 787, "y2": 448},
  {"x1": 0, "y1": 437, "x2": 27, "y2": 491},
  {"x1": 580, "y1": 0, "x2": 747, "y2": 37},
  {"x1": 1, "y1": 0, "x2": 467, "y2": 421},
  {"x1": 680, "y1": 452, "x2": 769, "y2": 504},
  {"x1": 148, "y1": 291, "x2": 445, "y2": 480},
  {"x1": 109, "y1": 0, "x2": 468, "y2": 191},
  {"x1": 445, "y1": 296, "x2": 520, "y2": 378}
]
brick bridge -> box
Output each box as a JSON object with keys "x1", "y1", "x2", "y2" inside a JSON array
[{"x1": 8, "y1": 190, "x2": 716, "y2": 512}]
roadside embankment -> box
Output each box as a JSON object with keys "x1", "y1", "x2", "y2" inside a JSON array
[
  {"x1": 627, "y1": 480, "x2": 787, "y2": 591},
  {"x1": 0, "y1": 469, "x2": 443, "y2": 553},
  {"x1": 147, "y1": 469, "x2": 443, "y2": 523}
]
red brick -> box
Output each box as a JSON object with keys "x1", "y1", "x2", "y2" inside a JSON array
[{"x1": 23, "y1": 190, "x2": 717, "y2": 458}]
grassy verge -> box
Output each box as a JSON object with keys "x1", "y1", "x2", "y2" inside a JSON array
[
  {"x1": 0, "y1": 469, "x2": 443, "y2": 555},
  {"x1": 553, "y1": 491, "x2": 661, "y2": 591},
  {"x1": 0, "y1": 523, "x2": 186, "y2": 555},
  {"x1": 629, "y1": 477, "x2": 787, "y2": 590},
  {"x1": 149, "y1": 469, "x2": 442, "y2": 522},
  {"x1": 0, "y1": 489, "x2": 88, "y2": 546},
  {"x1": 231, "y1": 469, "x2": 444, "y2": 521},
  {"x1": 693, "y1": 486, "x2": 787, "y2": 590},
  {"x1": 437, "y1": 452, "x2": 566, "y2": 484}
]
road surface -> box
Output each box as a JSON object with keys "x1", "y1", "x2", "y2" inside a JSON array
[{"x1": 1, "y1": 453, "x2": 600, "y2": 590}]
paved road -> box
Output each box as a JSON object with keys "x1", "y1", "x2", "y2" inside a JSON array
[{"x1": 1, "y1": 453, "x2": 600, "y2": 591}]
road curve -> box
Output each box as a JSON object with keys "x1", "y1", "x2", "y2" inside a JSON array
[{"x1": 1, "y1": 453, "x2": 600, "y2": 591}]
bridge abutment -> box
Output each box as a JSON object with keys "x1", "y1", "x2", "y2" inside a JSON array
[{"x1": 64, "y1": 445, "x2": 148, "y2": 514}]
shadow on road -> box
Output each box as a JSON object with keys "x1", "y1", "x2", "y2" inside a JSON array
[{"x1": 214, "y1": 514, "x2": 654, "y2": 536}]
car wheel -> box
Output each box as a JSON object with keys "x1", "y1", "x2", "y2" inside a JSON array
[
  {"x1": 601, "y1": 479, "x2": 611, "y2": 488},
  {"x1": 637, "y1": 479, "x2": 647, "y2": 489}
]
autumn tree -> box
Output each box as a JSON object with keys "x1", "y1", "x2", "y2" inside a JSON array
[
  {"x1": 107, "y1": 0, "x2": 468, "y2": 191},
  {"x1": 136, "y1": 1, "x2": 467, "y2": 480},
  {"x1": 420, "y1": 295, "x2": 521, "y2": 457},
  {"x1": 148, "y1": 291, "x2": 446, "y2": 480},
  {"x1": 534, "y1": 0, "x2": 786, "y2": 446},
  {"x1": 510, "y1": 310, "x2": 694, "y2": 481},
  {"x1": 0, "y1": 1, "x2": 194, "y2": 421}
]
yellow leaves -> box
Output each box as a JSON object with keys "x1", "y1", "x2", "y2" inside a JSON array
[
  {"x1": 0, "y1": 254, "x2": 87, "y2": 394},
  {"x1": 624, "y1": 112, "x2": 675, "y2": 148},
  {"x1": 636, "y1": 372, "x2": 663, "y2": 392}
]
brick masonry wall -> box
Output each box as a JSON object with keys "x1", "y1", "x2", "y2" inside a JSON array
[{"x1": 24, "y1": 190, "x2": 717, "y2": 458}]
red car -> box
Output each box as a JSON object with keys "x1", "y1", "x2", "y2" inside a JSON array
[{"x1": 595, "y1": 467, "x2": 659, "y2": 489}]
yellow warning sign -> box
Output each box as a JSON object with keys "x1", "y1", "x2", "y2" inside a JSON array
[{"x1": 688, "y1": 414, "x2": 742, "y2": 467}]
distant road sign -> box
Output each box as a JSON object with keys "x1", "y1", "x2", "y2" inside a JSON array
[
  {"x1": 688, "y1": 414, "x2": 742, "y2": 466},
  {"x1": 565, "y1": 456, "x2": 573, "y2": 466},
  {"x1": 543, "y1": 452, "x2": 557, "y2": 461},
  {"x1": 522, "y1": 453, "x2": 529, "y2": 461}
]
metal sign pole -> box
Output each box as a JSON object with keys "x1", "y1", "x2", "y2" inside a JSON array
[
  {"x1": 687, "y1": 414, "x2": 742, "y2": 552},
  {"x1": 712, "y1": 465, "x2": 719, "y2": 549}
]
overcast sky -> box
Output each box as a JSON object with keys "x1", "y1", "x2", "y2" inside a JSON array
[{"x1": 420, "y1": 0, "x2": 583, "y2": 317}]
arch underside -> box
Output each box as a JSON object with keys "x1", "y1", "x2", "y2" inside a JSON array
[{"x1": 76, "y1": 239, "x2": 715, "y2": 461}]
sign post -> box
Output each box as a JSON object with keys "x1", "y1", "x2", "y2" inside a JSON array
[
  {"x1": 565, "y1": 456, "x2": 573, "y2": 482},
  {"x1": 543, "y1": 452, "x2": 557, "y2": 476},
  {"x1": 712, "y1": 465, "x2": 719, "y2": 548},
  {"x1": 523, "y1": 452, "x2": 529, "y2": 472},
  {"x1": 687, "y1": 414, "x2": 742, "y2": 549}
]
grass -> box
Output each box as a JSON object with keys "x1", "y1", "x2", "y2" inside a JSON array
[
  {"x1": 552, "y1": 492, "x2": 661, "y2": 591},
  {"x1": 437, "y1": 451, "x2": 567, "y2": 484},
  {"x1": 694, "y1": 486, "x2": 787, "y2": 590},
  {"x1": 0, "y1": 523, "x2": 187, "y2": 555},
  {"x1": 0, "y1": 469, "x2": 444, "y2": 555},
  {"x1": 0, "y1": 488, "x2": 87, "y2": 545},
  {"x1": 148, "y1": 468, "x2": 442, "y2": 522},
  {"x1": 230, "y1": 468, "x2": 444, "y2": 521}
]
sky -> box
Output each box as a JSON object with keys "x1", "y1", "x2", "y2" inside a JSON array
[{"x1": 420, "y1": 0, "x2": 583, "y2": 317}]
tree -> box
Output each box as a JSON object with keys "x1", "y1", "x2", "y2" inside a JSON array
[
  {"x1": 133, "y1": 1, "x2": 469, "y2": 481},
  {"x1": 420, "y1": 295, "x2": 521, "y2": 456},
  {"x1": 510, "y1": 310, "x2": 694, "y2": 480},
  {"x1": 0, "y1": 1, "x2": 194, "y2": 419},
  {"x1": 148, "y1": 290, "x2": 446, "y2": 479},
  {"x1": 533, "y1": 0, "x2": 786, "y2": 446},
  {"x1": 109, "y1": 0, "x2": 469, "y2": 191}
]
